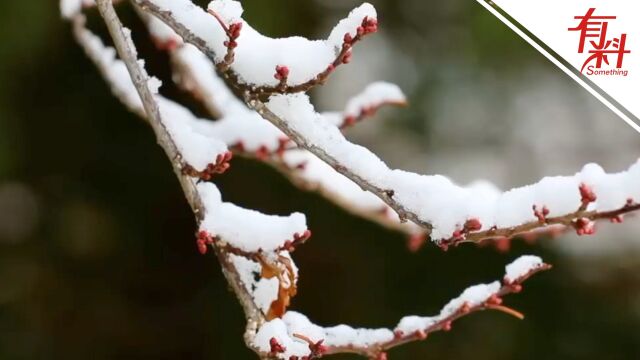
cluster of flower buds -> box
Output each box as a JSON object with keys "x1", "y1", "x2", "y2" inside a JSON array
[
  {"x1": 338, "y1": 16, "x2": 379, "y2": 66},
  {"x1": 269, "y1": 337, "x2": 286, "y2": 355},
  {"x1": 307, "y1": 339, "x2": 328, "y2": 358},
  {"x1": 438, "y1": 218, "x2": 484, "y2": 251},
  {"x1": 223, "y1": 22, "x2": 242, "y2": 49},
  {"x1": 579, "y1": 183, "x2": 597, "y2": 208},
  {"x1": 268, "y1": 336, "x2": 327, "y2": 360},
  {"x1": 287, "y1": 334, "x2": 328, "y2": 360},
  {"x1": 196, "y1": 231, "x2": 216, "y2": 255},
  {"x1": 275, "y1": 65, "x2": 290, "y2": 82},
  {"x1": 280, "y1": 230, "x2": 313, "y2": 252},
  {"x1": 464, "y1": 218, "x2": 483, "y2": 232},
  {"x1": 574, "y1": 217, "x2": 596, "y2": 235},
  {"x1": 182, "y1": 151, "x2": 233, "y2": 180},
  {"x1": 232, "y1": 138, "x2": 290, "y2": 160},
  {"x1": 358, "y1": 16, "x2": 378, "y2": 36},
  {"x1": 533, "y1": 205, "x2": 550, "y2": 223}
]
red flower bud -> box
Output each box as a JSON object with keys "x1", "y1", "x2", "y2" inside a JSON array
[
  {"x1": 269, "y1": 337, "x2": 286, "y2": 354},
  {"x1": 464, "y1": 218, "x2": 482, "y2": 232},
  {"x1": 442, "y1": 321, "x2": 452, "y2": 332},
  {"x1": 342, "y1": 51, "x2": 352, "y2": 64},
  {"x1": 579, "y1": 183, "x2": 597, "y2": 205}
]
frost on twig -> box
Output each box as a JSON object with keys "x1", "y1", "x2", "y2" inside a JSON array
[{"x1": 253, "y1": 256, "x2": 550, "y2": 359}]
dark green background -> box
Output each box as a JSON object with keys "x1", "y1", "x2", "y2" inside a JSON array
[{"x1": 0, "y1": 0, "x2": 638, "y2": 359}]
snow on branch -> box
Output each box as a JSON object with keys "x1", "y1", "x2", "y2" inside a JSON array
[
  {"x1": 70, "y1": 15, "x2": 231, "y2": 179},
  {"x1": 322, "y1": 82, "x2": 407, "y2": 130},
  {"x1": 253, "y1": 255, "x2": 550, "y2": 359},
  {"x1": 134, "y1": 0, "x2": 377, "y2": 94},
  {"x1": 197, "y1": 182, "x2": 310, "y2": 255},
  {"x1": 134, "y1": 12, "x2": 418, "y2": 237},
  {"x1": 169, "y1": 43, "x2": 292, "y2": 156},
  {"x1": 261, "y1": 93, "x2": 640, "y2": 245},
  {"x1": 195, "y1": 182, "x2": 311, "y2": 322}
]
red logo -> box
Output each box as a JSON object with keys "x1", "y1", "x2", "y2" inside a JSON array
[{"x1": 569, "y1": 8, "x2": 630, "y2": 76}]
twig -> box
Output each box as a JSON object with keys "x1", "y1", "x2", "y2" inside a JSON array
[
  {"x1": 247, "y1": 97, "x2": 434, "y2": 231},
  {"x1": 323, "y1": 264, "x2": 551, "y2": 358},
  {"x1": 448, "y1": 202, "x2": 640, "y2": 247}
]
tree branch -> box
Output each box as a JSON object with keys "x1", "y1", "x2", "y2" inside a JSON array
[
  {"x1": 94, "y1": 0, "x2": 266, "y2": 350},
  {"x1": 246, "y1": 97, "x2": 434, "y2": 232}
]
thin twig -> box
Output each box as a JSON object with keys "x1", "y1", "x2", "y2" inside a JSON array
[{"x1": 323, "y1": 264, "x2": 551, "y2": 358}]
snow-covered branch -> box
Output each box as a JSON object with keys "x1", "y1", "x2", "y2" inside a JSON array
[
  {"x1": 322, "y1": 82, "x2": 407, "y2": 130},
  {"x1": 86, "y1": 1, "x2": 269, "y2": 337},
  {"x1": 253, "y1": 256, "x2": 550, "y2": 359},
  {"x1": 66, "y1": 1, "x2": 314, "y2": 351},
  {"x1": 135, "y1": 0, "x2": 377, "y2": 96}
]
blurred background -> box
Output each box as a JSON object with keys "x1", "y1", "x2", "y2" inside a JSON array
[{"x1": 1, "y1": 0, "x2": 639, "y2": 359}]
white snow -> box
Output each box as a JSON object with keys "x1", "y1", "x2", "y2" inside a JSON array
[
  {"x1": 198, "y1": 182, "x2": 308, "y2": 253},
  {"x1": 230, "y1": 254, "x2": 280, "y2": 314},
  {"x1": 140, "y1": 10, "x2": 183, "y2": 45},
  {"x1": 60, "y1": 0, "x2": 89, "y2": 19},
  {"x1": 143, "y1": 0, "x2": 377, "y2": 87},
  {"x1": 173, "y1": 45, "x2": 289, "y2": 152},
  {"x1": 343, "y1": 82, "x2": 406, "y2": 119},
  {"x1": 207, "y1": 0, "x2": 244, "y2": 25},
  {"x1": 504, "y1": 255, "x2": 544, "y2": 283},
  {"x1": 155, "y1": 98, "x2": 229, "y2": 170},
  {"x1": 282, "y1": 149, "x2": 388, "y2": 211}
]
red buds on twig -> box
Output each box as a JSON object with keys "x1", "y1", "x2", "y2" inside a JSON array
[
  {"x1": 182, "y1": 151, "x2": 233, "y2": 180},
  {"x1": 196, "y1": 231, "x2": 216, "y2": 255}
]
